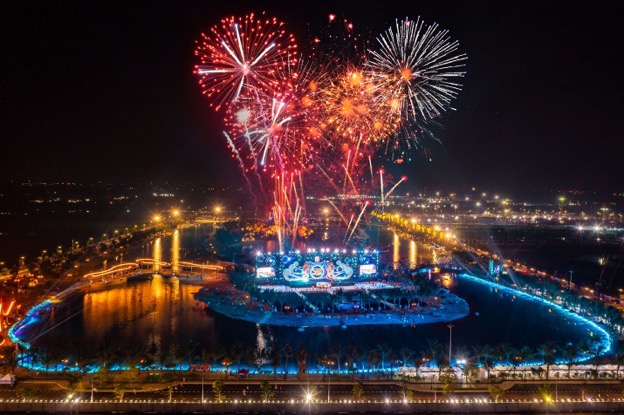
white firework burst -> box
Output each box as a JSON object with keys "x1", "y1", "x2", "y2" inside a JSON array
[{"x1": 366, "y1": 17, "x2": 467, "y2": 121}]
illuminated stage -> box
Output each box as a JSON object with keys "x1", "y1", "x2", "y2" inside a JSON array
[{"x1": 255, "y1": 248, "x2": 379, "y2": 287}]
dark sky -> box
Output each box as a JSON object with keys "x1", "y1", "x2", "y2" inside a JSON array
[{"x1": 1, "y1": 0, "x2": 622, "y2": 193}]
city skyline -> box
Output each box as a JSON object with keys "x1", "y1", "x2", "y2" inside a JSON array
[{"x1": 1, "y1": 0, "x2": 623, "y2": 193}]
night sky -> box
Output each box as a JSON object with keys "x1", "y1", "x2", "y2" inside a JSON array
[{"x1": 1, "y1": 0, "x2": 622, "y2": 193}]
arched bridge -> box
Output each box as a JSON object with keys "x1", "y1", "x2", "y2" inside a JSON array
[{"x1": 83, "y1": 259, "x2": 225, "y2": 285}]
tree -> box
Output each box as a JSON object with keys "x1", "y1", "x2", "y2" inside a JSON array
[
  {"x1": 423, "y1": 339, "x2": 442, "y2": 368},
  {"x1": 269, "y1": 348, "x2": 281, "y2": 378},
  {"x1": 331, "y1": 343, "x2": 344, "y2": 373},
  {"x1": 367, "y1": 349, "x2": 381, "y2": 372},
  {"x1": 212, "y1": 380, "x2": 225, "y2": 402},
  {"x1": 345, "y1": 345, "x2": 361, "y2": 379},
  {"x1": 377, "y1": 343, "x2": 392, "y2": 371},
  {"x1": 513, "y1": 346, "x2": 534, "y2": 377},
  {"x1": 614, "y1": 342, "x2": 624, "y2": 379},
  {"x1": 281, "y1": 343, "x2": 293, "y2": 379},
  {"x1": 232, "y1": 343, "x2": 245, "y2": 371},
  {"x1": 562, "y1": 344, "x2": 579, "y2": 378},
  {"x1": 401, "y1": 382, "x2": 414, "y2": 402},
  {"x1": 208, "y1": 347, "x2": 225, "y2": 372},
  {"x1": 297, "y1": 345, "x2": 307, "y2": 375},
  {"x1": 94, "y1": 365, "x2": 110, "y2": 389},
  {"x1": 16, "y1": 385, "x2": 37, "y2": 400},
  {"x1": 351, "y1": 381, "x2": 364, "y2": 400},
  {"x1": 221, "y1": 355, "x2": 234, "y2": 376},
  {"x1": 399, "y1": 348, "x2": 414, "y2": 368},
  {"x1": 114, "y1": 381, "x2": 127, "y2": 401},
  {"x1": 489, "y1": 384, "x2": 505, "y2": 402},
  {"x1": 493, "y1": 343, "x2": 513, "y2": 366},
  {"x1": 440, "y1": 367, "x2": 456, "y2": 395},
  {"x1": 245, "y1": 346, "x2": 256, "y2": 371},
  {"x1": 538, "y1": 341, "x2": 558, "y2": 381},
  {"x1": 0, "y1": 345, "x2": 18, "y2": 374},
  {"x1": 260, "y1": 381, "x2": 275, "y2": 402}
]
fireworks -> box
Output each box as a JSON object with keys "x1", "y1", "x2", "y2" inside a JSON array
[
  {"x1": 194, "y1": 13, "x2": 298, "y2": 110},
  {"x1": 366, "y1": 17, "x2": 467, "y2": 120},
  {"x1": 194, "y1": 13, "x2": 466, "y2": 248}
]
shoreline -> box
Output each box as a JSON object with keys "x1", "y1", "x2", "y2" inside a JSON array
[{"x1": 194, "y1": 288, "x2": 470, "y2": 328}]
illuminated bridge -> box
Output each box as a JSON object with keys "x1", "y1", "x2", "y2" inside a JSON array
[{"x1": 83, "y1": 259, "x2": 225, "y2": 284}]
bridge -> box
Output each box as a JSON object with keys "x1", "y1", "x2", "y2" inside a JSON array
[{"x1": 83, "y1": 259, "x2": 226, "y2": 285}]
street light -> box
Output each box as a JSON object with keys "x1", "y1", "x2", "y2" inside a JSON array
[{"x1": 447, "y1": 324, "x2": 454, "y2": 366}]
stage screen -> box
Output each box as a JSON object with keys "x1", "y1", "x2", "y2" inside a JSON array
[
  {"x1": 256, "y1": 267, "x2": 276, "y2": 278},
  {"x1": 255, "y1": 249, "x2": 379, "y2": 285},
  {"x1": 359, "y1": 264, "x2": 377, "y2": 277}
]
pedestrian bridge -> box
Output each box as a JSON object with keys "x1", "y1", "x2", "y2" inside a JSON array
[{"x1": 83, "y1": 258, "x2": 225, "y2": 283}]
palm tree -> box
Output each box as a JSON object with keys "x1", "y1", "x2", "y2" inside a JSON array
[
  {"x1": 331, "y1": 343, "x2": 344, "y2": 373},
  {"x1": 194, "y1": 348, "x2": 209, "y2": 371},
  {"x1": 614, "y1": 342, "x2": 624, "y2": 379},
  {"x1": 538, "y1": 341, "x2": 558, "y2": 380},
  {"x1": 269, "y1": 348, "x2": 281, "y2": 378},
  {"x1": 232, "y1": 343, "x2": 245, "y2": 371},
  {"x1": 377, "y1": 343, "x2": 392, "y2": 371},
  {"x1": 367, "y1": 349, "x2": 381, "y2": 372},
  {"x1": 423, "y1": 339, "x2": 442, "y2": 368},
  {"x1": 208, "y1": 347, "x2": 225, "y2": 372},
  {"x1": 562, "y1": 343, "x2": 579, "y2": 378},
  {"x1": 297, "y1": 345, "x2": 307, "y2": 375},
  {"x1": 245, "y1": 346, "x2": 256, "y2": 371},
  {"x1": 281, "y1": 343, "x2": 293, "y2": 378},
  {"x1": 493, "y1": 343, "x2": 513, "y2": 366},
  {"x1": 345, "y1": 345, "x2": 361, "y2": 378},
  {"x1": 512, "y1": 346, "x2": 533, "y2": 377},
  {"x1": 399, "y1": 348, "x2": 414, "y2": 368}
]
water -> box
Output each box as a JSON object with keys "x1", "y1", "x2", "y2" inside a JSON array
[{"x1": 17, "y1": 224, "x2": 597, "y2": 370}]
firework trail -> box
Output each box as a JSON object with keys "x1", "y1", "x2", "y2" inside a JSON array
[
  {"x1": 195, "y1": 13, "x2": 467, "y2": 247},
  {"x1": 385, "y1": 176, "x2": 407, "y2": 199},
  {"x1": 224, "y1": 131, "x2": 257, "y2": 205}
]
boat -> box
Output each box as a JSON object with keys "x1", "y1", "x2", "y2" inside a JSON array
[{"x1": 297, "y1": 326, "x2": 305, "y2": 333}]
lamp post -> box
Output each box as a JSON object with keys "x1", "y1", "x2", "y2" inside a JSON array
[
  {"x1": 569, "y1": 270, "x2": 574, "y2": 291},
  {"x1": 447, "y1": 324, "x2": 454, "y2": 366}
]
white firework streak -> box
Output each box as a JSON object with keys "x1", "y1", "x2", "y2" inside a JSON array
[
  {"x1": 223, "y1": 131, "x2": 256, "y2": 204},
  {"x1": 246, "y1": 98, "x2": 292, "y2": 170},
  {"x1": 365, "y1": 17, "x2": 467, "y2": 121},
  {"x1": 234, "y1": 113, "x2": 267, "y2": 201},
  {"x1": 347, "y1": 202, "x2": 369, "y2": 242},
  {"x1": 384, "y1": 176, "x2": 406, "y2": 200},
  {"x1": 325, "y1": 197, "x2": 349, "y2": 227},
  {"x1": 316, "y1": 164, "x2": 342, "y2": 195},
  {"x1": 344, "y1": 214, "x2": 355, "y2": 241}
]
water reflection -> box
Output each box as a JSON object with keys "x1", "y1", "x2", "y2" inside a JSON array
[
  {"x1": 153, "y1": 237, "x2": 161, "y2": 271},
  {"x1": 22, "y1": 225, "x2": 594, "y2": 364},
  {"x1": 393, "y1": 233, "x2": 400, "y2": 267},
  {"x1": 409, "y1": 240, "x2": 417, "y2": 267},
  {"x1": 172, "y1": 230, "x2": 180, "y2": 273}
]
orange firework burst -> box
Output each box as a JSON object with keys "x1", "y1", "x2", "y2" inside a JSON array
[{"x1": 320, "y1": 66, "x2": 400, "y2": 149}]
